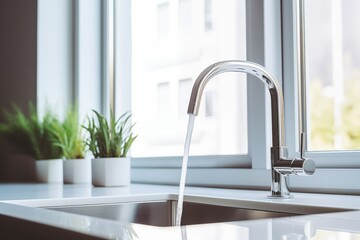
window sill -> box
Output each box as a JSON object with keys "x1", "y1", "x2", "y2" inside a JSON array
[
  {"x1": 132, "y1": 167, "x2": 360, "y2": 195},
  {"x1": 290, "y1": 168, "x2": 360, "y2": 195}
]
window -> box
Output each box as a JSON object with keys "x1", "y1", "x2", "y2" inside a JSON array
[
  {"x1": 179, "y1": 0, "x2": 191, "y2": 31},
  {"x1": 46, "y1": 0, "x2": 360, "y2": 193},
  {"x1": 284, "y1": 0, "x2": 360, "y2": 175},
  {"x1": 131, "y1": 0, "x2": 247, "y2": 157},
  {"x1": 157, "y1": 82, "x2": 170, "y2": 119},
  {"x1": 204, "y1": 0, "x2": 213, "y2": 31},
  {"x1": 205, "y1": 90, "x2": 216, "y2": 117},
  {"x1": 157, "y1": 2, "x2": 170, "y2": 38},
  {"x1": 303, "y1": 0, "x2": 360, "y2": 151},
  {"x1": 178, "y1": 78, "x2": 192, "y2": 118}
]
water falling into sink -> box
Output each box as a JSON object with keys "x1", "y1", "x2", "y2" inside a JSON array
[{"x1": 176, "y1": 114, "x2": 196, "y2": 226}]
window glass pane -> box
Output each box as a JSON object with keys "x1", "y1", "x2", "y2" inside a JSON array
[
  {"x1": 131, "y1": 0, "x2": 247, "y2": 157},
  {"x1": 305, "y1": 0, "x2": 360, "y2": 151}
]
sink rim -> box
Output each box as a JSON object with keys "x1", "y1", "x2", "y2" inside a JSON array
[
  {"x1": 0, "y1": 193, "x2": 355, "y2": 240},
  {"x1": 46, "y1": 199, "x2": 297, "y2": 227},
  {"x1": 28, "y1": 193, "x2": 351, "y2": 215},
  {"x1": 42, "y1": 194, "x2": 350, "y2": 227},
  {"x1": 0, "y1": 200, "x2": 358, "y2": 240}
]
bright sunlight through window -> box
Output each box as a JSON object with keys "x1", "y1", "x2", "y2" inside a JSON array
[{"x1": 131, "y1": 0, "x2": 247, "y2": 157}]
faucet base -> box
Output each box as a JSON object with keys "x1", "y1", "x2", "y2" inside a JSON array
[
  {"x1": 267, "y1": 194, "x2": 294, "y2": 199},
  {"x1": 270, "y1": 170, "x2": 293, "y2": 199}
]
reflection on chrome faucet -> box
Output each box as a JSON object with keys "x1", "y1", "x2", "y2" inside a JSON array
[{"x1": 187, "y1": 60, "x2": 316, "y2": 198}]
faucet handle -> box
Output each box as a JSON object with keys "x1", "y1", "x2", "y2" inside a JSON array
[
  {"x1": 291, "y1": 157, "x2": 316, "y2": 176},
  {"x1": 274, "y1": 132, "x2": 316, "y2": 176}
]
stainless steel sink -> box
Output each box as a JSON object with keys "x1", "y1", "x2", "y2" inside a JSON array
[{"x1": 46, "y1": 200, "x2": 305, "y2": 226}]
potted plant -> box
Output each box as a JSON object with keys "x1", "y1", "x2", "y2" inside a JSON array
[
  {"x1": 0, "y1": 103, "x2": 63, "y2": 183},
  {"x1": 83, "y1": 110, "x2": 137, "y2": 187},
  {"x1": 51, "y1": 107, "x2": 91, "y2": 184}
]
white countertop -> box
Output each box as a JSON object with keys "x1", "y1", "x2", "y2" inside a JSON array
[{"x1": 1, "y1": 183, "x2": 360, "y2": 239}]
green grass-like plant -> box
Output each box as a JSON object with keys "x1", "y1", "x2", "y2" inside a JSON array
[
  {"x1": 0, "y1": 103, "x2": 63, "y2": 160},
  {"x1": 83, "y1": 110, "x2": 137, "y2": 158},
  {"x1": 50, "y1": 106, "x2": 85, "y2": 159}
]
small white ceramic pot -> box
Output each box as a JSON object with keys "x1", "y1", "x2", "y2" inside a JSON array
[
  {"x1": 63, "y1": 158, "x2": 91, "y2": 184},
  {"x1": 91, "y1": 157, "x2": 131, "y2": 187},
  {"x1": 35, "y1": 159, "x2": 63, "y2": 183}
]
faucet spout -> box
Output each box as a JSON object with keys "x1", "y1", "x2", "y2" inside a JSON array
[{"x1": 187, "y1": 60, "x2": 315, "y2": 198}]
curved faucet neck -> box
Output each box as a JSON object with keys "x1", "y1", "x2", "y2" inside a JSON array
[{"x1": 187, "y1": 60, "x2": 285, "y2": 153}]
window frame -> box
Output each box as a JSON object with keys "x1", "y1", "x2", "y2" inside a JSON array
[
  {"x1": 112, "y1": 0, "x2": 281, "y2": 189},
  {"x1": 112, "y1": 0, "x2": 360, "y2": 194},
  {"x1": 37, "y1": 0, "x2": 360, "y2": 193},
  {"x1": 115, "y1": 0, "x2": 280, "y2": 168}
]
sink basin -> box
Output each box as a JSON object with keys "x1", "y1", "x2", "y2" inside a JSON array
[{"x1": 46, "y1": 199, "x2": 343, "y2": 226}]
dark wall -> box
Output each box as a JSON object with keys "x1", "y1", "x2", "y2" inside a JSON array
[{"x1": 0, "y1": 0, "x2": 37, "y2": 181}]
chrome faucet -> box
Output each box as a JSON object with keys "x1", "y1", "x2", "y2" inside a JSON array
[{"x1": 187, "y1": 60, "x2": 316, "y2": 198}]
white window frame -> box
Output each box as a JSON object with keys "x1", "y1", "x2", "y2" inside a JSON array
[{"x1": 282, "y1": 0, "x2": 360, "y2": 194}]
